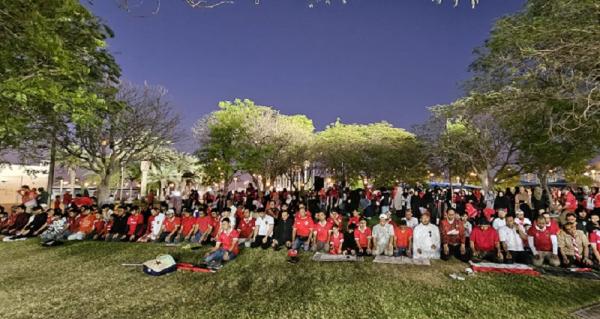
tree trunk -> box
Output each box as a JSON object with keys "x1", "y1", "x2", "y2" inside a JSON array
[
  {"x1": 538, "y1": 172, "x2": 551, "y2": 207},
  {"x1": 479, "y1": 170, "x2": 495, "y2": 195},
  {"x1": 97, "y1": 173, "x2": 112, "y2": 205},
  {"x1": 46, "y1": 137, "x2": 57, "y2": 205},
  {"x1": 69, "y1": 167, "x2": 76, "y2": 194}
]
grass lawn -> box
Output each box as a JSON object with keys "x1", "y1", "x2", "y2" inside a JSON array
[{"x1": 0, "y1": 240, "x2": 599, "y2": 319}]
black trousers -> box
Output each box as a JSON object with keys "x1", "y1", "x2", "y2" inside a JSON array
[
  {"x1": 251, "y1": 235, "x2": 272, "y2": 249},
  {"x1": 441, "y1": 244, "x2": 470, "y2": 262},
  {"x1": 504, "y1": 250, "x2": 532, "y2": 265}
]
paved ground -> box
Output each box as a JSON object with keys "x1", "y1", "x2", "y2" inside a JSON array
[{"x1": 573, "y1": 304, "x2": 600, "y2": 319}]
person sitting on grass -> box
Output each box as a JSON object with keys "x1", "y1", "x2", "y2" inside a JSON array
[
  {"x1": 292, "y1": 207, "x2": 314, "y2": 252},
  {"x1": 126, "y1": 206, "x2": 144, "y2": 242},
  {"x1": 393, "y1": 219, "x2": 413, "y2": 257},
  {"x1": 272, "y1": 211, "x2": 293, "y2": 250},
  {"x1": 492, "y1": 209, "x2": 508, "y2": 230},
  {"x1": 67, "y1": 207, "x2": 96, "y2": 241},
  {"x1": 251, "y1": 208, "x2": 274, "y2": 249},
  {"x1": 106, "y1": 207, "x2": 128, "y2": 242},
  {"x1": 329, "y1": 224, "x2": 344, "y2": 255},
  {"x1": 209, "y1": 210, "x2": 221, "y2": 245},
  {"x1": 138, "y1": 208, "x2": 164, "y2": 243},
  {"x1": 589, "y1": 217, "x2": 600, "y2": 266},
  {"x1": 204, "y1": 218, "x2": 239, "y2": 267},
  {"x1": 39, "y1": 211, "x2": 67, "y2": 244},
  {"x1": 3, "y1": 205, "x2": 30, "y2": 236},
  {"x1": 440, "y1": 209, "x2": 467, "y2": 262},
  {"x1": 354, "y1": 219, "x2": 372, "y2": 256},
  {"x1": 237, "y1": 209, "x2": 255, "y2": 248},
  {"x1": 470, "y1": 219, "x2": 503, "y2": 263},
  {"x1": 156, "y1": 209, "x2": 180, "y2": 243},
  {"x1": 176, "y1": 209, "x2": 197, "y2": 243},
  {"x1": 313, "y1": 212, "x2": 332, "y2": 253},
  {"x1": 372, "y1": 214, "x2": 394, "y2": 256},
  {"x1": 327, "y1": 209, "x2": 343, "y2": 230},
  {"x1": 413, "y1": 212, "x2": 440, "y2": 260},
  {"x1": 89, "y1": 211, "x2": 106, "y2": 241},
  {"x1": 498, "y1": 215, "x2": 530, "y2": 264},
  {"x1": 342, "y1": 223, "x2": 358, "y2": 256},
  {"x1": 193, "y1": 210, "x2": 212, "y2": 245},
  {"x1": 528, "y1": 215, "x2": 560, "y2": 267},
  {"x1": 557, "y1": 222, "x2": 592, "y2": 267},
  {"x1": 10, "y1": 206, "x2": 48, "y2": 239}
]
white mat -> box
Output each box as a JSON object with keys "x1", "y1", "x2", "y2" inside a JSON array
[
  {"x1": 312, "y1": 252, "x2": 364, "y2": 262},
  {"x1": 372, "y1": 255, "x2": 431, "y2": 266}
]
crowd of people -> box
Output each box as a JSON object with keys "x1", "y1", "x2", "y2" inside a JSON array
[{"x1": 1, "y1": 183, "x2": 599, "y2": 269}]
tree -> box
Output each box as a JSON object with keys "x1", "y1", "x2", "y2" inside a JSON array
[
  {"x1": 148, "y1": 149, "x2": 203, "y2": 199},
  {"x1": 0, "y1": 0, "x2": 120, "y2": 162},
  {"x1": 57, "y1": 82, "x2": 180, "y2": 204},
  {"x1": 194, "y1": 98, "x2": 314, "y2": 189},
  {"x1": 314, "y1": 120, "x2": 425, "y2": 187}
]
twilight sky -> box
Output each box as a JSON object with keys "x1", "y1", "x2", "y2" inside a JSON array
[{"x1": 87, "y1": 0, "x2": 525, "y2": 152}]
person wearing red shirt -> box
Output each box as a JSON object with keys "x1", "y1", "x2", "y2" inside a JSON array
[
  {"x1": 157, "y1": 209, "x2": 180, "y2": 243},
  {"x1": 177, "y1": 209, "x2": 197, "y2": 243},
  {"x1": 204, "y1": 218, "x2": 239, "y2": 267},
  {"x1": 589, "y1": 222, "x2": 600, "y2": 265},
  {"x1": 528, "y1": 215, "x2": 560, "y2": 267},
  {"x1": 292, "y1": 208, "x2": 314, "y2": 252},
  {"x1": 540, "y1": 211, "x2": 560, "y2": 235},
  {"x1": 193, "y1": 210, "x2": 213, "y2": 245},
  {"x1": 354, "y1": 219, "x2": 372, "y2": 256},
  {"x1": 67, "y1": 207, "x2": 96, "y2": 241},
  {"x1": 90, "y1": 211, "x2": 106, "y2": 240},
  {"x1": 440, "y1": 209, "x2": 468, "y2": 262},
  {"x1": 393, "y1": 220, "x2": 413, "y2": 257},
  {"x1": 64, "y1": 209, "x2": 80, "y2": 238},
  {"x1": 294, "y1": 204, "x2": 312, "y2": 219},
  {"x1": 329, "y1": 224, "x2": 344, "y2": 255},
  {"x1": 470, "y1": 219, "x2": 503, "y2": 263},
  {"x1": 564, "y1": 189, "x2": 578, "y2": 212},
  {"x1": 313, "y1": 212, "x2": 332, "y2": 252},
  {"x1": 348, "y1": 210, "x2": 361, "y2": 230},
  {"x1": 126, "y1": 207, "x2": 144, "y2": 241},
  {"x1": 327, "y1": 210, "x2": 343, "y2": 230},
  {"x1": 209, "y1": 210, "x2": 221, "y2": 243},
  {"x1": 236, "y1": 209, "x2": 255, "y2": 247}
]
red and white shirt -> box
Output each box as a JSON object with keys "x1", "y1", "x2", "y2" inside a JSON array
[
  {"x1": 218, "y1": 229, "x2": 240, "y2": 254},
  {"x1": 329, "y1": 232, "x2": 344, "y2": 254},
  {"x1": 314, "y1": 220, "x2": 332, "y2": 242},
  {"x1": 354, "y1": 227, "x2": 372, "y2": 248},
  {"x1": 294, "y1": 216, "x2": 314, "y2": 237}
]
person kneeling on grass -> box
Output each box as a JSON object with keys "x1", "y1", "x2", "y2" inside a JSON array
[
  {"x1": 498, "y1": 215, "x2": 531, "y2": 264},
  {"x1": 126, "y1": 206, "x2": 145, "y2": 242},
  {"x1": 393, "y1": 220, "x2": 413, "y2": 257},
  {"x1": 372, "y1": 214, "x2": 394, "y2": 256},
  {"x1": 329, "y1": 224, "x2": 344, "y2": 255},
  {"x1": 342, "y1": 223, "x2": 358, "y2": 255},
  {"x1": 312, "y1": 212, "x2": 332, "y2": 253},
  {"x1": 176, "y1": 209, "x2": 197, "y2": 243},
  {"x1": 272, "y1": 211, "x2": 293, "y2": 250},
  {"x1": 354, "y1": 219, "x2": 372, "y2": 256},
  {"x1": 156, "y1": 209, "x2": 180, "y2": 243},
  {"x1": 413, "y1": 212, "x2": 440, "y2": 260},
  {"x1": 237, "y1": 209, "x2": 255, "y2": 248},
  {"x1": 251, "y1": 208, "x2": 274, "y2": 249},
  {"x1": 193, "y1": 210, "x2": 213, "y2": 245},
  {"x1": 204, "y1": 218, "x2": 239, "y2": 267},
  {"x1": 470, "y1": 219, "x2": 503, "y2": 263},
  {"x1": 138, "y1": 208, "x2": 164, "y2": 243},
  {"x1": 558, "y1": 222, "x2": 592, "y2": 267},
  {"x1": 40, "y1": 211, "x2": 67, "y2": 244},
  {"x1": 440, "y1": 209, "x2": 468, "y2": 262},
  {"x1": 528, "y1": 215, "x2": 560, "y2": 267}
]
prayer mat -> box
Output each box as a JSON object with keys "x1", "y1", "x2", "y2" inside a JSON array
[
  {"x1": 538, "y1": 266, "x2": 600, "y2": 280},
  {"x1": 469, "y1": 261, "x2": 540, "y2": 276},
  {"x1": 372, "y1": 256, "x2": 431, "y2": 266},
  {"x1": 311, "y1": 252, "x2": 364, "y2": 262}
]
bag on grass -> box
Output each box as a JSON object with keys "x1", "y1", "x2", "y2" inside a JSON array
[{"x1": 142, "y1": 254, "x2": 177, "y2": 276}]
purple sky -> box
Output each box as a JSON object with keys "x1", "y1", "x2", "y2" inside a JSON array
[{"x1": 87, "y1": 0, "x2": 525, "y2": 152}]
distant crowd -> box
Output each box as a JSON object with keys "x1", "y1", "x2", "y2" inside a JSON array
[{"x1": 1, "y1": 183, "x2": 599, "y2": 269}]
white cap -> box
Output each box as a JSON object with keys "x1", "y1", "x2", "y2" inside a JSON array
[
  {"x1": 167, "y1": 209, "x2": 175, "y2": 215},
  {"x1": 379, "y1": 214, "x2": 388, "y2": 220}
]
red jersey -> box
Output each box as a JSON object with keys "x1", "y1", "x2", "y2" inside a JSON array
[
  {"x1": 145, "y1": 215, "x2": 156, "y2": 234},
  {"x1": 180, "y1": 216, "x2": 196, "y2": 236},
  {"x1": 528, "y1": 226, "x2": 554, "y2": 252},
  {"x1": 78, "y1": 214, "x2": 96, "y2": 234},
  {"x1": 294, "y1": 215, "x2": 314, "y2": 237},
  {"x1": 237, "y1": 218, "x2": 255, "y2": 238},
  {"x1": 348, "y1": 216, "x2": 360, "y2": 228},
  {"x1": 294, "y1": 210, "x2": 312, "y2": 219},
  {"x1": 394, "y1": 227, "x2": 413, "y2": 248},
  {"x1": 195, "y1": 216, "x2": 213, "y2": 233},
  {"x1": 594, "y1": 194, "x2": 600, "y2": 209},
  {"x1": 163, "y1": 217, "x2": 181, "y2": 233},
  {"x1": 314, "y1": 221, "x2": 332, "y2": 242},
  {"x1": 354, "y1": 227, "x2": 372, "y2": 248},
  {"x1": 329, "y1": 232, "x2": 344, "y2": 254},
  {"x1": 218, "y1": 229, "x2": 239, "y2": 254},
  {"x1": 127, "y1": 214, "x2": 144, "y2": 235},
  {"x1": 210, "y1": 216, "x2": 220, "y2": 237},
  {"x1": 93, "y1": 219, "x2": 105, "y2": 234},
  {"x1": 327, "y1": 215, "x2": 343, "y2": 228},
  {"x1": 67, "y1": 216, "x2": 80, "y2": 232},
  {"x1": 470, "y1": 226, "x2": 499, "y2": 252},
  {"x1": 589, "y1": 230, "x2": 600, "y2": 249}
]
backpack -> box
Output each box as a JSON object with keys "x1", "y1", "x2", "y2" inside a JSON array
[{"x1": 142, "y1": 254, "x2": 177, "y2": 276}]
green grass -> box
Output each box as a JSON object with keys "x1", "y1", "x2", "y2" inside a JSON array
[{"x1": 0, "y1": 240, "x2": 598, "y2": 319}]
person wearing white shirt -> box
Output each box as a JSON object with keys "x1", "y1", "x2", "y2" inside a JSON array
[
  {"x1": 498, "y1": 216, "x2": 531, "y2": 264},
  {"x1": 492, "y1": 209, "x2": 507, "y2": 230},
  {"x1": 252, "y1": 209, "x2": 275, "y2": 249},
  {"x1": 221, "y1": 210, "x2": 236, "y2": 229},
  {"x1": 413, "y1": 212, "x2": 441, "y2": 259},
  {"x1": 514, "y1": 210, "x2": 532, "y2": 230},
  {"x1": 372, "y1": 214, "x2": 394, "y2": 256},
  {"x1": 402, "y1": 209, "x2": 419, "y2": 229}
]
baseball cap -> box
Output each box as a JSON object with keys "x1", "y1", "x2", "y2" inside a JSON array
[
  {"x1": 379, "y1": 214, "x2": 388, "y2": 220},
  {"x1": 166, "y1": 209, "x2": 175, "y2": 215}
]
